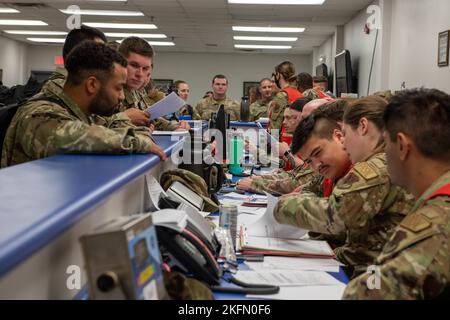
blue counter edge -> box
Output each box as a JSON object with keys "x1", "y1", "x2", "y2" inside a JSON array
[{"x1": 0, "y1": 137, "x2": 184, "y2": 277}]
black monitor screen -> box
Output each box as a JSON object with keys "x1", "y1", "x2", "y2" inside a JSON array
[{"x1": 335, "y1": 50, "x2": 353, "y2": 97}]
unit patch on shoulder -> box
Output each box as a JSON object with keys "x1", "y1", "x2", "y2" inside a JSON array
[
  {"x1": 354, "y1": 163, "x2": 378, "y2": 181},
  {"x1": 400, "y1": 213, "x2": 431, "y2": 233}
]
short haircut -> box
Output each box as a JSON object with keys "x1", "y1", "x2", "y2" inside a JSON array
[
  {"x1": 289, "y1": 97, "x2": 312, "y2": 113},
  {"x1": 344, "y1": 96, "x2": 388, "y2": 131},
  {"x1": 65, "y1": 41, "x2": 127, "y2": 86},
  {"x1": 118, "y1": 37, "x2": 154, "y2": 59},
  {"x1": 384, "y1": 88, "x2": 450, "y2": 162},
  {"x1": 291, "y1": 115, "x2": 340, "y2": 154},
  {"x1": 313, "y1": 75, "x2": 328, "y2": 84},
  {"x1": 212, "y1": 74, "x2": 228, "y2": 84},
  {"x1": 313, "y1": 99, "x2": 350, "y2": 123},
  {"x1": 297, "y1": 72, "x2": 314, "y2": 90},
  {"x1": 62, "y1": 26, "x2": 107, "y2": 59}
]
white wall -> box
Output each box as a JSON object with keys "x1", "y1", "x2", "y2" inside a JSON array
[
  {"x1": 312, "y1": 34, "x2": 335, "y2": 76},
  {"x1": 388, "y1": 0, "x2": 450, "y2": 93},
  {"x1": 0, "y1": 35, "x2": 28, "y2": 86},
  {"x1": 343, "y1": 0, "x2": 384, "y2": 96},
  {"x1": 337, "y1": 0, "x2": 450, "y2": 96},
  {"x1": 26, "y1": 45, "x2": 62, "y2": 77},
  {"x1": 152, "y1": 52, "x2": 312, "y2": 105}
]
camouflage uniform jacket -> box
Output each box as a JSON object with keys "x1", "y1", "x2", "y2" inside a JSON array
[
  {"x1": 1, "y1": 85, "x2": 154, "y2": 168},
  {"x1": 193, "y1": 96, "x2": 240, "y2": 121},
  {"x1": 343, "y1": 170, "x2": 450, "y2": 299},
  {"x1": 273, "y1": 152, "x2": 415, "y2": 274},
  {"x1": 119, "y1": 87, "x2": 177, "y2": 131},
  {"x1": 249, "y1": 98, "x2": 271, "y2": 121},
  {"x1": 250, "y1": 165, "x2": 318, "y2": 196},
  {"x1": 40, "y1": 66, "x2": 67, "y2": 96},
  {"x1": 268, "y1": 84, "x2": 297, "y2": 131}
]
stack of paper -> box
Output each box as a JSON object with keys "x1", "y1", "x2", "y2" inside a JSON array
[
  {"x1": 245, "y1": 256, "x2": 343, "y2": 273},
  {"x1": 239, "y1": 235, "x2": 334, "y2": 258},
  {"x1": 234, "y1": 270, "x2": 342, "y2": 287},
  {"x1": 241, "y1": 193, "x2": 308, "y2": 239}
]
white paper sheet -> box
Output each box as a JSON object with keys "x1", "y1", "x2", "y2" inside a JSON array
[
  {"x1": 245, "y1": 256, "x2": 343, "y2": 273},
  {"x1": 145, "y1": 92, "x2": 186, "y2": 120},
  {"x1": 151, "y1": 130, "x2": 190, "y2": 136},
  {"x1": 222, "y1": 192, "x2": 267, "y2": 200},
  {"x1": 238, "y1": 206, "x2": 266, "y2": 215},
  {"x1": 234, "y1": 270, "x2": 341, "y2": 287},
  {"x1": 145, "y1": 174, "x2": 167, "y2": 210},
  {"x1": 247, "y1": 284, "x2": 346, "y2": 300},
  {"x1": 241, "y1": 236, "x2": 333, "y2": 256},
  {"x1": 243, "y1": 193, "x2": 307, "y2": 239}
]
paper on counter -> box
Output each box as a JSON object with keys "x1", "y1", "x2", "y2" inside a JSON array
[
  {"x1": 245, "y1": 256, "x2": 343, "y2": 273},
  {"x1": 145, "y1": 92, "x2": 185, "y2": 120},
  {"x1": 237, "y1": 206, "x2": 266, "y2": 215},
  {"x1": 234, "y1": 270, "x2": 342, "y2": 287},
  {"x1": 244, "y1": 193, "x2": 307, "y2": 239},
  {"x1": 247, "y1": 284, "x2": 346, "y2": 300},
  {"x1": 223, "y1": 192, "x2": 267, "y2": 200}
]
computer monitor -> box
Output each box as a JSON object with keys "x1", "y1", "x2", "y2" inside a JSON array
[
  {"x1": 335, "y1": 50, "x2": 354, "y2": 97},
  {"x1": 315, "y1": 63, "x2": 328, "y2": 77}
]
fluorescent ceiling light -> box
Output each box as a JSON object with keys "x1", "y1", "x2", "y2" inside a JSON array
[
  {"x1": 91, "y1": 0, "x2": 127, "y2": 2},
  {"x1": 105, "y1": 32, "x2": 166, "y2": 39},
  {"x1": 59, "y1": 9, "x2": 144, "y2": 16},
  {"x1": 4, "y1": 30, "x2": 67, "y2": 35},
  {"x1": 228, "y1": 0, "x2": 325, "y2": 4},
  {"x1": 83, "y1": 22, "x2": 157, "y2": 29},
  {"x1": 0, "y1": 8, "x2": 20, "y2": 13},
  {"x1": 235, "y1": 44, "x2": 292, "y2": 49},
  {"x1": 0, "y1": 20, "x2": 47, "y2": 26},
  {"x1": 27, "y1": 38, "x2": 65, "y2": 43},
  {"x1": 117, "y1": 39, "x2": 175, "y2": 46},
  {"x1": 148, "y1": 41, "x2": 175, "y2": 46},
  {"x1": 233, "y1": 26, "x2": 305, "y2": 33},
  {"x1": 234, "y1": 36, "x2": 297, "y2": 42}
]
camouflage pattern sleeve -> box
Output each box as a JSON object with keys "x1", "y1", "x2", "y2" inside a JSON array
[
  {"x1": 193, "y1": 101, "x2": 204, "y2": 120},
  {"x1": 227, "y1": 100, "x2": 241, "y2": 121},
  {"x1": 273, "y1": 164, "x2": 391, "y2": 235},
  {"x1": 249, "y1": 101, "x2": 269, "y2": 121},
  {"x1": 302, "y1": 88, "x2": 321, "y2": 100},
  {"x1": 268, "y1": 92, "x2": 288, "y2": 131},
  {"x1": 343, "y1": 206, "x2": 449, "y2": 299},
  {"x1": 251, "y1": 168, "x2": 317, "y2": 195},
  {"x1": 18, "y1": 104, "x2": 154, "y2": 158},
  {"x1": 153, "y1": 117, "x2": 177, "y2": 131}
]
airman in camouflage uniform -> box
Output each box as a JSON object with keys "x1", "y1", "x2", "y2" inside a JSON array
[
  {"x1": 343, "y1": 88, "x2": 450, "y2": 299},
  {"x1": 267, "y1": 85, "x2": 295, "y2": 131},
  {"x1": 193, "y1": 96, "x2": 240, "y2": 121},
  {"x1": 119, "y1": 87, "x2": 177, "y2": 131},
  {"x1": 274, "y1": 152, "x2": 415, "y2": 277},
  {"x1": 249, "y1": 99, "x2": 270, "y2": 121},
  {"x1": 343, "y1": 170, "x2": 450, "y2": 299},
  {"x1": 1, "y1": 79, "x2": 155, "y2": 168}
]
